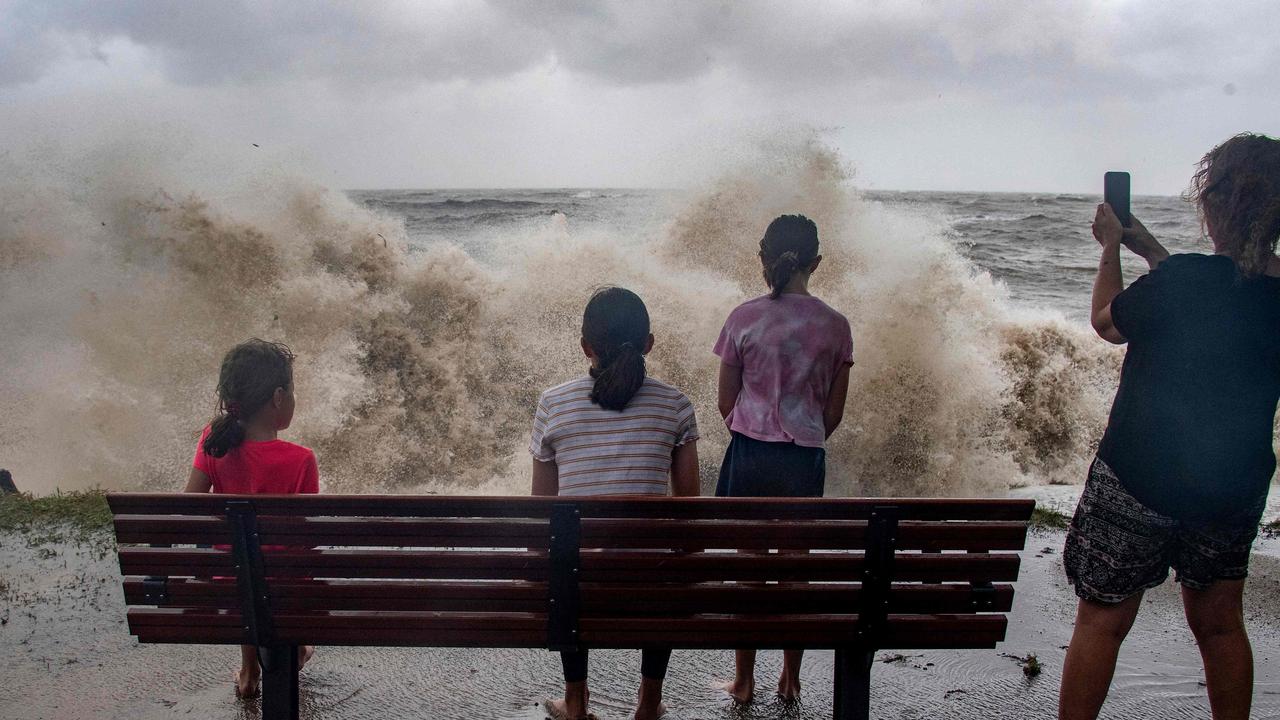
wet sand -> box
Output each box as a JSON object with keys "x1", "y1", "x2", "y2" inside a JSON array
[{"x1": 2, "y1": 527, "x2": 1279, "y2": 720}]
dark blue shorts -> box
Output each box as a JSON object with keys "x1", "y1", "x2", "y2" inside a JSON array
[{"x1": 715, "y1": 431, "x2": 826, "y2": 497}]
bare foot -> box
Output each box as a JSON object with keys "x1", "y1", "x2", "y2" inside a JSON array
[
  {"x1": 634, "y1": 701, "x2": 667, "y2": 720},
  {"x1": 776, "y1": 674, "x2": 801, "y2": 703},
  {"x1": 299, "y1": 645, "x2": 315, "y2": 670},
  {"x1": 542, "y1": 697, "x2": 597, "y2": 720},
  {"x1": 233, "y1": 669, "x2": 261, "y2": 700},
  {"x1": 714, "y1": 678, "x2": 754, "y2": 705}
]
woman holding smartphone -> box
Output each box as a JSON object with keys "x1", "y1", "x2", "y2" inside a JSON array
[{"x1": 1059, "y1": 133, "x2": 1280, "y2": 720}]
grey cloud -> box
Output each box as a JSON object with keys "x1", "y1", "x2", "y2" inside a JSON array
[
  {"x1": 6, "y1": 1, "x2": 547, "y2": 86},
  {"x1": 0, "y1": 3, "x2": 66, "y2": 85},
  {"x1": 2, "y1": 0, "x2": 1276, "y2": 102}
]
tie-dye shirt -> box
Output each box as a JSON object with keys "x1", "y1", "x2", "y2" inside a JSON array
[{"x1": 713, "y1": 293, "x2": 854, "y2": 448}]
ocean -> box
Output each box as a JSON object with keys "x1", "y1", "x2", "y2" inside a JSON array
[{"x1": 349, "y1": 188, "x2": 1207, "y2": 321}]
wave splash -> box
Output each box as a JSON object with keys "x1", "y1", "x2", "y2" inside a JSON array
[{"x1": 0, "y1": 133, "x2": 1120, "y2": 496}]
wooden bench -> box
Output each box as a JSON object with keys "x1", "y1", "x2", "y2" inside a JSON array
[{"x1": 108, "y1": 493, "x2": 1034, "y2": 720}]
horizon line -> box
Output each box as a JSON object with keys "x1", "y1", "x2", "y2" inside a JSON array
[{"x1": 342, "y1": 186, "x2": 1185, "y2": 199}]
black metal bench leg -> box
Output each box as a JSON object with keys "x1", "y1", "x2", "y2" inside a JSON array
[
  {"x1": 261, "y1": 644, "x2": 300, "y2": 720},
  {"x1": 833, "y1": 646, "x2": 875, "y2": 720}
]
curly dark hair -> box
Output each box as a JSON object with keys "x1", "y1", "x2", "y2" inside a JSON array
[
  {"x1": 203, "y1": 339, "x2": 295, "y2": 457},
  {"x1": 1188, "y1": 132, "x2": 1280, "y2": 279}
]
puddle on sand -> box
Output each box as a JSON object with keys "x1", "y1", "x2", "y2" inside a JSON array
[{"x1": 2, "y1": 531, "x2": 1279, "y2": 719}]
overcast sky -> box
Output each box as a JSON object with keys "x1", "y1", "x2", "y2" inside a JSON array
[{"x1": 2, "y1": 0, "x2": 1277, "y2": 194}]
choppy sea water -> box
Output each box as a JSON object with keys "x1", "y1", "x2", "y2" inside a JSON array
[{"x1": 349, "y1": 189, "x2": 1206, "y2": 320}]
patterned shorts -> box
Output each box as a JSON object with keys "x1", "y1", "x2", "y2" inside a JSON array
[{"x1": 1063, "y1": 457, "x2": 1265, "y2": 605}]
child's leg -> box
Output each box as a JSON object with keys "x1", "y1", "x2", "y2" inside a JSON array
[
  {"x1": 718, "y1": 649, "x2": 755, "y2": 703},
  {"x1": 778, "y1": 649, "x2": 803, "y2": 701},
  {"x1": 234, "y1": 644, "x2": 261, "y2": 698},
  {"x1": 299, "y1": 645, "x2": 315, "y2": 669},
  {"x1": 635, "y1": 648, "x2": 671, "y2": 720},
  {"x1": 545, "y1": 650, "x2": 590, "y2": 719}
]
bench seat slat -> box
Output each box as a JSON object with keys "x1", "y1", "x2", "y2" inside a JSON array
[
  {"x1": 127, "y1": 624, "x2": 549, "y2": 647},
  {"x1": 118, "y1": 548, "x2": 552, "y2": 580},
  {"x1": 118, "y1": 548, "x2": 1021, "y2": 583},
  {"x1": 127, "y1": 608, "x2": 549, "y2": 646},
  {"x1": 122, "y1": 578, "x2": 551, "y2": 612},
  {"x1": 114, "y1": 516, "x2": 551, "y2": 548},
  {"x1": 122, "y1": 578, "x2": 1016, "y2": 615},
  {"x1": 282, "y1": 551, "x2": 1021, "y2": 583},
  {"x1": 579, "y1": 583, "x2": 1016, "y2": 615},
  {"x1": 262, "y1": 550, "x2": 550, "y2": 580},
  {"x1": 121, "y1": 578, "x2": 1017, "y2": 615},
  {"x1": 117, "y1": 547, "x2": 233, "y2": 576},
  {"x1": 126, "y1": 609, "x2": 1007, "y2": 649},
  {"x1": 580, "y1": 614, "x2": 1009, "y2": 649},
  {"x1": 107, "y1": 493, "x2": 1035, "y2": 522},
  {"x1": 127, "y1": 608, "x2": 545, "y2": 630},
  {"x1": 115, "y1": 516, "x2": 1027, "y2": 553},
  {"x1": 579, "y1": 552, "x2": 1021, "y2": 583},
  {"x1": 581, "y1": 519, "x2": 1028, "y2": 552}
]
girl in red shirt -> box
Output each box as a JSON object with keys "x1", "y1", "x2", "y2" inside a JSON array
[{"x1": 183, "y1": 339, "x2": 318, "y2": 699}]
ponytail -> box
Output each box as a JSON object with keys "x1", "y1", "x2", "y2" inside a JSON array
[
  {"x1": 202, "y1": 412, "x2": 246, "y2": 458},
  {"x1": 759, "y1": 214, "x2": 819, "y2": 299},
  {"x1": 582, "y1": 287, "x2": 650, "y2": 411},
  {"x1": 589, "y1": 342, "x2": 646, "y2": 411},
  {"x1": 767, "y1": 251, "x2": 801, "y2": 300},
  {"x1": 202, "y1": 339, "x2": 295, "y2": 458}
]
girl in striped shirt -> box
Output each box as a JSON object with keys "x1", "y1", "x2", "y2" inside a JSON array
[{"x1": 531, "y1": 286, "x2": 700, "y2": 720}]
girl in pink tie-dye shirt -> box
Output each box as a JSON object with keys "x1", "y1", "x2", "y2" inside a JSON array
[{"x1": 713, "y1": 214, "x2": 854, "y2": 704}]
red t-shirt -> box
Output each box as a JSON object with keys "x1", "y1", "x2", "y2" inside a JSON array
[{"x1": 192, "y1": 426, "x2": 319, "y2": 495}]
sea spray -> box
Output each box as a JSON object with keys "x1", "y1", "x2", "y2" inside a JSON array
[
  {"x1": 0, "y1": 133, "x2": 1123, "y2": 496},
  {"x1": 658, "y1": 135, "x2": 1122, "y2": 494}
]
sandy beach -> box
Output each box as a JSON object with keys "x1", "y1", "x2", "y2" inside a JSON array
[{"x1": 3, "y1": 508, "x2": 1278, "y2": 720}]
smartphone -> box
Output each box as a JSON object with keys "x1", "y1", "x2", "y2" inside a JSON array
[{"x1": 1104, "y1": 171, "x2": 1131, "y2": 227}]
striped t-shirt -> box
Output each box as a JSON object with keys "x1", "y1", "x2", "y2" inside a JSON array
[{"x1": 530, "y1": 375, "x2": 699, "y2": 497}]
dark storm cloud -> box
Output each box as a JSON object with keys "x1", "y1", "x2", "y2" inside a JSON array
[{"x1": 1, "y1": 0, "x2": 1276, "y2": 101}]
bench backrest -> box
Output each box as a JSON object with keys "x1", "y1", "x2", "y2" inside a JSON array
[{"x1": 109, "y1": 494, "x2": 1033, "y2": 651}]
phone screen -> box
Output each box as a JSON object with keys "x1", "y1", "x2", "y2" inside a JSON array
[{"x1": 1104, "y1": 171, "x2": 1131, "y2": 227}]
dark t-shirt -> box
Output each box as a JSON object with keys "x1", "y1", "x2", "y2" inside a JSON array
[{"x1": 1097, "y1": 253, "x2": 1280, "y2": 521}]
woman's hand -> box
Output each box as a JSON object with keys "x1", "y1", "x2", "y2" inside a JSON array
[
  {"x1": 1122, "y1": 215, "x2": 1170, "y2": 269},
  {"x1": 1092, "y1": 203, "x2": 1124, "y2": 248}
]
